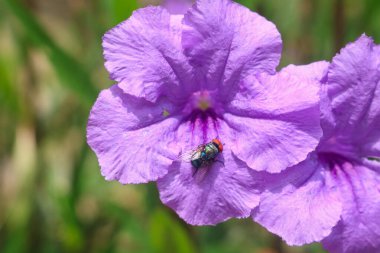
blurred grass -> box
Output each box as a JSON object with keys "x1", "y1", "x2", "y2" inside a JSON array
[
  {"x1": 0, "y1": 57, "x2": 20, "y2": 116},
  {"x1": 4, "y1": 0, "x2": 98, "y2": 106},
  {"x1": 0, "y1": 0, "x2": 379, "y2": 253}
]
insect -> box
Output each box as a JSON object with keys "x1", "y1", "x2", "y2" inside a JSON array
[{"x1": 179, "y1": 138, "x2": 224, "y2": 174}]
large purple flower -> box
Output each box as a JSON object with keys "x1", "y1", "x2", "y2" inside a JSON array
[
  {"x1": 87, "y1": 0, "x2": 322, "y2": 225},
  {"x1": 253, "y1": 35, "x2": 380, "y2": 253}
]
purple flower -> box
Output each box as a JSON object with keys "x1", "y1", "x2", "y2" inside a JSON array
[
  {"x1": 253, "y1": 35, "x2": 380, "y2": 253},
  {"x1": 162, "y1": 0, "x2": 193, "y2": 14},
  {"x1": 87, "y1": 0, "x2": 322, "y2": 225}
]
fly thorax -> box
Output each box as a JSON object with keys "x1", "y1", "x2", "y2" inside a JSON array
[{"x1": 205, "y1": 143, "x2": 219, "y2": 158}]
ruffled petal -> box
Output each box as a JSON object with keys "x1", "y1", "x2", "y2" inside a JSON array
[
  {"x1": 103, "y1": 6, "x2": 193, "y2": 102},
  {"x1": 253, "y1": 153, "x2": 342, "y2": 245},
  {"x1": 322, "y1": 164, "x2": 380, "y2": 253},
  {"x1": 326, "y1": 35, "x2": 380, "y2": 147},
  {"x1": 224, "y1": 63, "x2": 326, "y2": 173},
  {"x1": 157, "y1": 150, "x2": 260, "y2": 225},
  {"x1": 162, "y1": 0, "x2": 193, "y2": 14},
  {"x1": 87, "y1": 85, "x2": 181, "y2": 184},
  {"x1": 157, "y1": 120, "x2": 260, "y2": 225},
  {"x1": 362, "y1": 140, "x2": 380, "y2": 172},
  {"x1": 182, "y1": 0, "x2": 281, "y2": 92}
]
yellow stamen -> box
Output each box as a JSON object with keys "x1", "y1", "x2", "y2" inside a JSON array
[
  {"x1": 162, "y1": 109, "x2": 170, "y2": 117},
  {"x1": 198, "y1": 99, "x2": 210, "y2": 111}
]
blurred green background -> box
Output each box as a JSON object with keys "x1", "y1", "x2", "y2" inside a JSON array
[{"x1": 1, "y1": 0, "x2": 379, "y2": 252}]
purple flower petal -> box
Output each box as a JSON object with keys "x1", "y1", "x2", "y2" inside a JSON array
[
  {"x1": 162, "y1": 0, "x2": 193, "y2": 14},
  {"x1": 157, "y1": 149, "x2": 260, "y2": 225},
  {"x1": 103, "y1": 6, "x2": 193, "y2": 102},
  {"x1": 322, "y1": 164, "x2": 380, "y2": 253},
  {"x1": 325, "y1": 35, "x2": 380, "y2": 148},
  {"x1": 156, "y1": 119, "x2": 260, "y2": 225},
  {"x1": 87, "y1": 85, "x2": 181, "y2": 184},
  {"x1": 93, "y1": 0, "x2": 330, "y2": 227},
  {"x1": 225, "y1": 63, "x2": 326, "y2": 173},
  {"x1": 182, "y1": 0, "x2": 282, "y2": 91},
  {"x1": 251, "y1": 35, "x2": 380, "y2": 250},
  {"x1": 253, "y1": 153, "x2": 342, "y2": 245}
]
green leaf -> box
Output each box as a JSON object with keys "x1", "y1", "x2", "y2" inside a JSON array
[
  {"x1": 48, "y1": 47, "x2": 98, "y2": 105},
  {"x1": 4, "y1": 0, "x2": 98, "y2": 105},
  {"x1": 0, "y1": 58, "x2": 20, "y2": 116},
  {"x1": 149, "y1": 208, "x2": 197, "y2": 253},
  {"x1": 103, "y1": 0, "x2": 139, "y2": 26},
  {"x1": 113, "y1": 0, "x2": 138, "y2": 24},
  {"x1": 234, "y1": 0, "x2": 255, "y2": 9}
]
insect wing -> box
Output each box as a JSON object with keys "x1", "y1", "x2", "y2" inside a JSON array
[
  {"x1": 178, "y1": 145, "x2": 204, "y2": 162},
  {"x1": 193, "y1": 165, "x2": 209, "y2": 182}
]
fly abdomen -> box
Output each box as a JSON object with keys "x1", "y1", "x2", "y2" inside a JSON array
[{"x1": 191, "y1": 159, "x2": 203, "y2": 169}]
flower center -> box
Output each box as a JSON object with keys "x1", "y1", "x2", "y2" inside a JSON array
[
  {"x1": 198, "y1": 98, "x2": 210, "y2": 111},
  {"x1": 162, "y1": 108, "x2": 170, "y2": 117},
  {"x1": 179, "y1": 91, "x2": 221, "y2": 143},
  {"x1": 191, "y1": 91, "x2": 213, "y2": 112}
]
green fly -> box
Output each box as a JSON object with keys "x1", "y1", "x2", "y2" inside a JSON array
[{"x1": 179, "y1": 138, "x2": 224, "y2": 175}]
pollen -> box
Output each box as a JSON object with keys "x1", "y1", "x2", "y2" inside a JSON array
[
  {"x1": 162, "y1": 108, "x2": 170, "y2": 117},
  {"x1": 198, "y1": 99, "x2": 210, "y2": 111}
]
